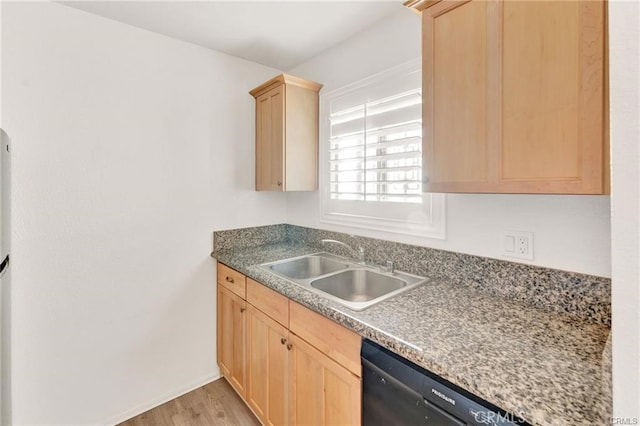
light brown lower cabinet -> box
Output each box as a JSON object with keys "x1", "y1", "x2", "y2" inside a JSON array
[
  {"x1": 288, "y1": 333, "x2": 361, "y2": 426},
  {"x1": 217, "y1": 285, "x2": 247, "y2": 398},
  {"x1": 246, "y1": 304, "x2": 288, "y2": 426},
  {"x1": 216, "y1": 263, "x2": 362, "y2": 426}
]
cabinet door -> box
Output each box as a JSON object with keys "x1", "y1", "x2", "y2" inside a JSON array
[
  {"x1": 256, "y1": 85, "x2": 285, "y2": 191},
  {"x1": 499, "y1": 0, "x2": 605, "y2": 193},
  {"x1": 288, "y1": 333, "x2": 361, "y2": 426},
  {"x1": 246, "y1": 305, "x2": 288, "y2": 426},
  {"x1": 422, "y1": 0, "x2": 497, "y2": 192},
  {"x1": 422, "y1": 0, "x2": 605, "y2": 194},
  {"x1": 217, "y1": 286, "x2": 247, "y2": 397}
]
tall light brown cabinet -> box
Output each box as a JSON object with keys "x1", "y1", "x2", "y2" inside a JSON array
[
  {"x1": 250, "y1": 74, "x2": 322, "y2": 192},
  {"x1": 406, "y1": 0, "x2": 608, "y2": 194},
  {"x1": 216, "y1": 264, "x2": 248, "y2": 397},
  {"x1": 216, "y1": 263, "x2": 362, "y2": 426}
]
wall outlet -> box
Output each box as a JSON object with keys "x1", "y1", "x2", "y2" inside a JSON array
[{"x1": 501, "y1": 230, "x2": 534, "y2": 260}]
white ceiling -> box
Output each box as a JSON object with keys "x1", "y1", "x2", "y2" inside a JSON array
[{"x1": 60, "y1": 1, "x2": 404, "y2": 70}]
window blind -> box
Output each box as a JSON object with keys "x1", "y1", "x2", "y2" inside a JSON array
[{"x1": 328, "y1": 73, "x2": 422, "y2": 203}]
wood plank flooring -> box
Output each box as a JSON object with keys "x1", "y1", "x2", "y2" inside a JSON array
[{"x1": 118, "y1": 378, "x2": 260, "y2": 426}]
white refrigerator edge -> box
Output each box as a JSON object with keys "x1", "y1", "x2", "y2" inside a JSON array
[{"x1": 1, "y1": 128, "x2": 11, "y2": 425}]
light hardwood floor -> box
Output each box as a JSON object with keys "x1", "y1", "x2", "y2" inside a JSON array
[{"x1": 118, "y1": 378, "x2": 260, "y2": 426}]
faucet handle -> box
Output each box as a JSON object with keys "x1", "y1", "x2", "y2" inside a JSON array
[
  {"x1": 358, "y1": 246, "x2": 365, "y2": 263},
  {"x1": 385, "y1": 260, "x2": 395, "y2": 273}
]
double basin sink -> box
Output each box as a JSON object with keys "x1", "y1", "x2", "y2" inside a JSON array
[{"x1": 260, "y1": 253, "x2": 428, "y2": 311}]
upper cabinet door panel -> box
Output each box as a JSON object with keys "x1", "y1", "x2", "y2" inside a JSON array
[
  {"x1": 424, "y1": 0, "x2": 490, "y2": 186},
  {"x1": 500, "y1": 0, "x2": 605, "y2": 192},
  {"x1": 414, "y1": 0, "x2": 606, "y2": 194},
  {"x1": 269, "y1": 87, "x2": 285, "y2": 189},
  {"x1": 502, "y1": 1, "x2": 581, "y2": 181},
  {"x1": 256, "y1": 86, "x2": 284, "y2": 191}
]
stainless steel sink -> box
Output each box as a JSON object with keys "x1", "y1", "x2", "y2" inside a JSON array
[
  {"x1": 267, "y1": 254, "x2": 348, "y2": 279},
  {"x1": 260, "y1": 253, "x2": 428, "y2": 311},
  {"x1": 311, "y1": 269, "x2": 406, "y2": 302}
]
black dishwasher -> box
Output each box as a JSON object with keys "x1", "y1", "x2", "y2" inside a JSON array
[{"x1": 361, "y1": 340, "x2": 528, "y2": 426}]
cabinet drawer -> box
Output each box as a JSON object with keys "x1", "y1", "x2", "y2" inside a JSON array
[
  {"x1": 217, "y1": 263, "x2": 246, "y2": 299},
  {"x1": 247, "y1": 278, "x2": 289, "y2": 327},
  {"x1": 289, "y1": 301, "x2": 361, "y2": 377}
]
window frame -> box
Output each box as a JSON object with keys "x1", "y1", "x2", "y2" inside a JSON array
[{"x1": 319, "y1": 59, "x2": 446, "y2": 239}]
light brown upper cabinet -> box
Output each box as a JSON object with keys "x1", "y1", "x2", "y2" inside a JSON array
[
  {"x1": 250, "y1": 74, "x2": 323, "y2": 191},
  {"x1": 405, "y1": 0, "x2": 608, "y2": 194}
]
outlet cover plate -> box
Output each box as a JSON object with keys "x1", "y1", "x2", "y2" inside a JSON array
[{"x1": 501, "y1": 230, "x2": 534, "y2": 260}]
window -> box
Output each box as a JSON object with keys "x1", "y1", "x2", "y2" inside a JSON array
[
  {"x1": 328, "y1": 86, "x2": 422, "y2": 203},
  {"x1": 320, "y1": 59, "x2": 445, "y2": 239}
]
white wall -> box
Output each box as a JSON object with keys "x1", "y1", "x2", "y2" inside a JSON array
[
  {"x1": 286, "y1": 10, "x2": 612, "y2": 278},
  {"x1": 1, "y1": 2, "x2": 286, "y2": 424},
  {"x1": 610, "y1": 0, "x2": 640, "y2": 420}
]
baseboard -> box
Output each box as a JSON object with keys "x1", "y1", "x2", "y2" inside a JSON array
[{"x1": 106, "y1": 369, "x2": 222, "y2": 425}]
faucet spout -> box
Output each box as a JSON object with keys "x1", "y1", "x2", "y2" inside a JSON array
[{"x1": 321, "y1": 239, "x2": 365, "y2": 264}]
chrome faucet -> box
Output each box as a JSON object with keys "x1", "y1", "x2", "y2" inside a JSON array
[{"x1": 321, "y1": 239, "x2": 365, "y2": 263}]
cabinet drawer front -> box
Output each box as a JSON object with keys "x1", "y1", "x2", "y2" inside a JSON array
[
  {"x1": 247, "y1": 278, "x2": 289, "y2": 327},
  {"x1": 289, "y1": 301, "x2": 361, "y2": 377},
  {"x1": 217, "y1": 263, "x2": 246, "y2": 298}
]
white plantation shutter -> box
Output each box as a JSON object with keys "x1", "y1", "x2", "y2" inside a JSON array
[
  {"x1": 328, "y1": 68, "x2": 422, "y2": 203},
  {"x1": 320, "y1": 60, "x2": 446, "y2": 240}
]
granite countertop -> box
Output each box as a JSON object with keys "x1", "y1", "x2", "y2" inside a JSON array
[{"x1": 212, "y1": 243, "x2": 611, "y2": 426}]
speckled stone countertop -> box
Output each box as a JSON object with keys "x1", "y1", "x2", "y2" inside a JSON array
[{"x1": 212, "y1": 243, "x2": 611, "y2": 426}]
